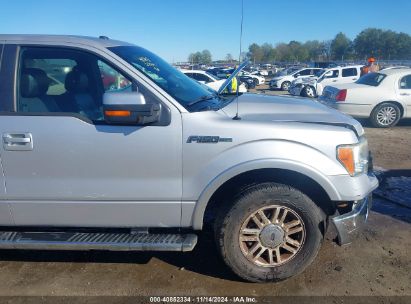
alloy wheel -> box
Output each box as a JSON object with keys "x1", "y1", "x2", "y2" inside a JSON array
[
  {"x1": 239, "y1": 205, "x2": 305, "y2": 267},
  {"x1": 377, "y1": 106, "x2": 397, "y2": 126}
]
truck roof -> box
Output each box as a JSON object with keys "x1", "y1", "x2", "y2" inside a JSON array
[{"x1": 0, "y1": 34, "x2": 133, "y2": 48}]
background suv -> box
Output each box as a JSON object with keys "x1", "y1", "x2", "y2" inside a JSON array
[{"x1": 289, "y1": 65, "x2": 363, "y2": 97}]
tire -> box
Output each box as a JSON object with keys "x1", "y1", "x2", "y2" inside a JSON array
[
  {"x1": 302, "y1": 86, "x2": 316, "y2": 98},
  {"x1": 215, "y1": 182, "x2": 325, "y2": 283},
  {"x1": 253, "y1": 79, "x2": 258, "y2": 87},
  {"x1": 281, "y1": 81, "x2": 291, "y2": 91},
  {"x1": 370, "y1": 102, "x2": 401, "y2": 128}
]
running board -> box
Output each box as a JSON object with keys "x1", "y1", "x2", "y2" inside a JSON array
[{"x1": 0, "y1": 231, "x2": 198, "y2": 252}]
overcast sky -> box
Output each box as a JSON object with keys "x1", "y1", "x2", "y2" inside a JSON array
[{"x1": 1, "y1": 0, "x2": 410, "y2": 62}]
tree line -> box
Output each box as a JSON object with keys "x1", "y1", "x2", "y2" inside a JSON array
[
  {"x1": 187, "y1": 28, "x2": 411, "y2": 64},
  {"x1": 249, "y1": 28, "x2": 411, "y2": 62}
]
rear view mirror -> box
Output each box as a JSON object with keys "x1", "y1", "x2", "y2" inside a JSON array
[{"x1": 103, "y1": 91, "x2": 160, "y2": 125}]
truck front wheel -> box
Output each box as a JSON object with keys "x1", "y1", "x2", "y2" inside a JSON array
[{"x1": 215, "y1": 182, "x2": 325, "y2": 282}]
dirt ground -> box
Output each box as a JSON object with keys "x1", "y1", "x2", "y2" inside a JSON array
[{"x1": 0, "y1": 87, "x2": 409, "y2": 301}]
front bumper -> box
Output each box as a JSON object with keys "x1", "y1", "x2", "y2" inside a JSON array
[{"x1": 331, "y1": 194, "x2": 372, "y2": 245}]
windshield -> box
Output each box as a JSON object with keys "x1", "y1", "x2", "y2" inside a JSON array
[
  {"x1": 109, "y1": 46, "x2": 215, "y2": 109},
  {"x1": 356, "y1": 73, "x2": 386, "y2": 86}
]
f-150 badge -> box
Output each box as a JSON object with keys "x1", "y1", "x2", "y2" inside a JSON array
[{"x1": 187, "y1": 136, "x2": 233, "y2": 143}]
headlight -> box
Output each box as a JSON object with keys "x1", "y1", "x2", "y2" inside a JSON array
[{"x1": 337, "y1": 137, "x2": 369, "y2": 176}]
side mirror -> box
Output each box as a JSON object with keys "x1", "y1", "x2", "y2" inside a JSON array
[
  {"x1": 294, "y1": 73, "x2": 300, "y2": 78},
  {"x1": 103, "y1": 91, "x2": 160, "y2": 125},
  {"x1": 324, "y1": 71, "x2": 334, "y2": 77}
]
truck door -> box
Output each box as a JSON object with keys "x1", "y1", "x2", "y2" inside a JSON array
[
  {"x1": 0, "y1": 45, "x2": 183, "y2": 228},
  {"x1": 0, "y1": 42, "x2": 13, "y2": 225}
]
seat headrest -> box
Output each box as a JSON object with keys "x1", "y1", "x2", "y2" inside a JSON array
[
  {"x1": 65, "y1": 67, "x2": 89, "y2": 93},
  {"x1": 20, "y1": 68, "x2": 50, "y2": 98}
]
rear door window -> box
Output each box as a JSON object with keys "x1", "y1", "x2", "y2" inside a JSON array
[
  {"x1": 342, "y1": 68, "x2": 358, "y2": 77},
  {"x1": 399, "y1": 75, "x2": 411, "y2": 89}
]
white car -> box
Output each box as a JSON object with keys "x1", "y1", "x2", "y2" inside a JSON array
[
  {"x1": 216, "y1": 69, "x2": 265, "y2": 86},
  {"x1": 269, "y1": 68, "x2": 323, "y2": 91},
  {"x1": 182, "y1": 69, "x2": 247, "y2": 92},
  {"x1": 319, "y1": 68, "x2": 411, "y2": 128},
  {"x1": 289, "y1": 65, "x2": 363, "y2": 97},
  {"x1": 250, "y1": 70, "x2": 268, "y2": 76},
  {"x1": 238, "y1": 71, "x2": 265, "y2": 85}
]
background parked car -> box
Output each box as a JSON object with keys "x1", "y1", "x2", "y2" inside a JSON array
[
  {"x1": 216, "y1": 68, "x2": 265, "y2": 86},
  {"x1": 319, "y1": 68, "x2": 411, "y2": 127},
  {"x1": 288, "y1": 69, "x2": 325, "y2": 97},
  {"x1": 216, "y1": 68, "x2": 234, "y2": 79},
  {"x1": 289, "y1": 65, "x2": 363, "y2": 97},
  {"x1": 182, "y1": 69, "x2": 247, "y2": 92},
  {"x1": 238, "y1": 75, "x2": 257, "y2": 89},
  {"x1": 206, "y1": 68, "x2": 224, "y2": 77},
  {"x1": 269, "y1": 68, "x2": 323, "y2": 91},
  {"x1": 250, "y1": 69, "x2": 268, "y2": 76},
  {"x1": 238, "y1": 70, "x2": 265, "y2": 85}
]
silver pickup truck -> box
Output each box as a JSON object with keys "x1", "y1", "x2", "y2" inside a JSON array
[{"x1": 0, "y1": 35, "x2": 378, "y2": 282}]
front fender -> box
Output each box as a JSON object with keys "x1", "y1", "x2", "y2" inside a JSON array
[{"x1": 187, "y1": 140, "x2": 346, "y2": 230}]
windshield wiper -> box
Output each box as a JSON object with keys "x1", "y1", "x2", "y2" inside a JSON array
[{"x1": 187, "y1": 94, "x2": 216, "y2": 106}]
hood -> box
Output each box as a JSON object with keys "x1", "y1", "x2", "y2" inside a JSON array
[{"x1": 220, "y1": 94, "x2": 364, "y2": 136}]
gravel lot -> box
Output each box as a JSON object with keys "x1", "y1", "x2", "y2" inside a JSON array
[{"x1": 0, "y1": 86, "x2": 409, "y2": 300}]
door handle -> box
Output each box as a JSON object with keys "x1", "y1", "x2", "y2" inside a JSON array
[
  {"x1": 2, "y1": 133, "x2": 33, "y2": 151},
  {"x1": 400, "y1": 93, "x2": 410, "y2": 96},
  {"x1": 3, "y1": 136, "x2": 31, "y2": 144},
  {"x1": 332, "y1": 80, "x2": 337, "y2": 82}
]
